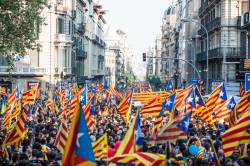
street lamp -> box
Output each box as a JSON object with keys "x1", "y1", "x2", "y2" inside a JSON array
[{"x1": 181, "y1": 18, "x2": 209, "y2": 94}]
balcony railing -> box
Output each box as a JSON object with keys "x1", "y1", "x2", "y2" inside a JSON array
[
  {"x1": 198, "y1": 0, "x2": 219, "y2": 16},
  {"x1": 55, "y1": 34, "x2": 72, "y2": 43},
  {"x1": 196, "y1": 47, "x2": 245, "y2": 62},
  {"x1": 0, "y1": 66, "x2": 46, "y2": 75},
  {"x1": 76, "y1": 49, "x2": 87, "y2": 59},
  {"x1": 198, "y1": 17, "x2": 221, "y2": 35}
]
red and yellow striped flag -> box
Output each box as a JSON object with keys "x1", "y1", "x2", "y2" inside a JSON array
[
  {"x1": 3, "y1": 106, "x2": 29, "y2": 148},
  {"x1": 92, "y1": 134, "x2": 108, "y2": 160},
  {"x1": 1, "y1": 88, "x2": 17, "y2": 128},
  {"x1": 55, "y1": 115, "x2": 68, "y2": 153},
  {"x1": 221, "y1": 111, "x2": 250, "y2": 157},
  {"x1": 141, "y1": 103, "x2": 162, "y2": 117},
  {"x1": 235, "y1": 93, "x2": 250, "y2": 118},
  {"x1": 109, "y1": 152, "x2": 165, "y2": 166},
  {"x1": 116, "y1": 93, "x2": 132, "y2": 123},
  {"x1": 22, "y1": 83, "x2": 39, "y2": 106},
  {"x1": 240, "y1": 82, "x2": 245, "y2": 97},
  {"x1": 149, "y1": 118, "x2": 187, "y2": 144},
  {"x1": 199, "y1": 83, "x2": 223, "y2": 124},
  {"x1": 82, "y1": 96, "x2": 96, "y2": 129}
]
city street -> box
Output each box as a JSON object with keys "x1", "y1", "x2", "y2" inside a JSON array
[{"x1": 0, "y1": 0, "x2": 250, "y2": 166}]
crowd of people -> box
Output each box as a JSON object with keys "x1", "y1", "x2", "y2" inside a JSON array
[{"x1": 0, "y1": 87, "x2": 249, "y2": 166}]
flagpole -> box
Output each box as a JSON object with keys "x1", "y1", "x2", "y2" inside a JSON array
[{"x1": 208, "y1": 138, "x2": 221, "y2": 166}]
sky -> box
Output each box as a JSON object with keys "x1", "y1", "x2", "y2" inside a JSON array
[{"x1": 101, "y1": 0, "x2": 171, "y2": 78}]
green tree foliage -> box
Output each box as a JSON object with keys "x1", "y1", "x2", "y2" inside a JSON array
[
  {"x1": 147, "y1": 75, "x2": 162, "y2": 89},
  {"x1": 0, "y1": 0, "x2": 48, "y2": 66}
]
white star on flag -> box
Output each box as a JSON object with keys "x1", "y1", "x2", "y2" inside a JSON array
[
  {"x1": 169, "y1": 85, "x2": 172, "y2": 89},
  {"x1": 195, "y1": 96, "x2": 199, "y2": 102},
  {"x1": 76, "y1": 133, "x2": 84, "y2": 147},
  {"x1": 166, "y1": 100, "x2": 172, "y2": 106},
  {"x1": 219, "y1": 91, "x2": 224, "y2": 97},
  {"x1": 184, "y1": 120, "x2": 189, "y2": 128},
  {"x1": 187, "y1": 96, "x2": 194, "y2": 103},
  {"x1": 229, "y1": 102, "x2": 235, "y2": 109},
  {"x1": 80, "y1": 96, "x2": 84, "y2": 102}
]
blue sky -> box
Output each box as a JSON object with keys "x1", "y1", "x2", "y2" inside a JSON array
[{"x1": 102, "y1": 0, "x2": 170, "y2": 76}]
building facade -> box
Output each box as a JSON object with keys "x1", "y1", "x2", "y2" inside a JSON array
[
  {"x1": 154, "y1": 35, "x2": 162, "y2": 78},
  {"x1": 0, "y1": 0, "x2": 107, "y2": 90},
  {"x1": 104, "y1": 28, "x2": 132, "y2": 86},
  {"x1": 196, "y1": 0, "x2": 247, "y2": 88},
  {"x1": 161, "y1": 5, "x2": 177, "y2": 83},
  {"x1": 146, "y1": 47, "x2": 154, "y2": 78},
  {"x1": 241, "y1": 0, "x2": 250, "y2": 78}
]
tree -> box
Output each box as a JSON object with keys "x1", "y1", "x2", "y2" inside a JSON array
[
  {"x1": 0, "y1": 0, "x2": 48, "y2": 67},
  {"x1": 147, "y1": 75, "x2": 162, "y2": 90}
]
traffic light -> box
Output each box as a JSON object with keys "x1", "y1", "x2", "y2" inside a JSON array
[
  {"x1": 142, "y1": 53, "x2": 146, "y2": 62},
  {"x1": 244, "y1": 59, "x2": 250, "y2": 69}
]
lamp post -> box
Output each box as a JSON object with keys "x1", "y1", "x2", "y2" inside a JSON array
[{"x1": 181, "y1": 18, "x2": 209, "y2": 94}]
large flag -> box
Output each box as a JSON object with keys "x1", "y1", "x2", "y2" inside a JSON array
[
  {"x1": 115, "y1": 112, "x2": 139, "y2": 155},
  {"x1": 174, "y1": 86, "x2": 192, "y2": 115},
  {"x1": 80, "y1": 87, "x2": 88, "y2": 106},
  {"x1": 185, "y1": 88, "x2": 196, "y2": 113},
  {"x1": 22, "y1": 83, "x2": 39, "y2": 106},
  {"x1": 3, "y1": 106, "x2": 29, "y2": 148},
  {"x1": 235, "y1": 93, "x2": 250, "y2": 118},
  {"x1": 141, "y1": 102, "x2": 162, "y2": 117},
  {"x1": 1, "y1": 88, "x2": 17, "y2": 128},
  {"x1": 82, "y1": 96, "x2": 96, "y2": 129},
  {"x1": 107, "y1": 86, "x2": 121, "y2": 99},
  {"x1": 92, "y1": 134, "x2": 108, "y2": 161},
  {"x1": 116, "y1": 89, "x2": 133, "y2": 123},
  {"x1": 193, "y1": 86, "x2": 206, "y2": 115},
  {"x1": 67, "y1": 94, "x2": 78, "y2": 119},
  {"x1": 221, "y1": 111, "x2": 250, "y2": 157},
  {"x1": 199, "y1": 83, "x2": 224, "y2": 124},
  {"x1": 109, "y1": 152, "x2": 165, "y2": 166},
  {"x1": 214, "y1": 97, "x2": 236, "y2": 121},
  {"x1": 149, "y1": 117, "x2": 187, "y2": 144},
  {"x1": 62, "y1": 103, "x2": 96, "y2": 166},
  {"x1": 160, "y1": 93, "x2": 176, "y2": 116},
  {"x1": 211, "y1": 83, "x2": 228, "y2": 122},
  {"x1": 55, "y1": 115, "x2": 68, "y2": 154}
]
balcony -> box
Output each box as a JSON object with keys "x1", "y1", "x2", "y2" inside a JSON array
[
  {"x1": 0, "y1": 66, "x2": 46, "y2": 76},
  {"x1": 198, "y1": 17, "x2": 221, "y2": 35},
  {"x1": 196, "y1": 47, "x2": 245, "y2": 62},
  {"x1": 76, "y1": 48, "x2": 87, "y2": 59},
  {"x1": 198, "y1": 0, "x2": 219, "y2": 16},
  {"x1": 54, "y1": 34, "x2": 72, "y2": 43}
]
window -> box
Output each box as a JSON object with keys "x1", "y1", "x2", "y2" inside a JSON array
[
  {"x1": 57, "y1": 17, "x2": 64, "y2": 34},
  {"x1": 68, "y1": 20, "x2": 71, "y2": 35}
]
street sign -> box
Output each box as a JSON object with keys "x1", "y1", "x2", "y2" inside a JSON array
[
  {"x1": 212, "y1": 81, "x2": 240, "y2": 96},
  {"x1": 245, "y1": 73, "x2": 250, "y2": 91}
]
